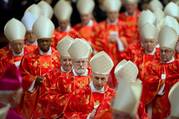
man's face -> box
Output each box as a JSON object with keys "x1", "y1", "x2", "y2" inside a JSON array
[
  {"x1": 10, "y1": 40, "x2": 24, "y2": 54},
  {"x1": 59, "y1": 20, "x2": 69, "y2": 31},
  {"x1": 107, "y1": 11, "x2": 119, "y2": 23},
  {"x1": 25, "y1": 31, "x2": 37, "y2": 44},
  {"x1": 112, "y1": 110, "x2": 132, "y2": 119},
  {"x1": 92, "y1": 73, "x2": 108, "y2": 90},
  {"x1": 80, "y1": 13, "x2": 91, "y2": 25},
  {"x1": 160, "y1": 47, "x2": 175, "y2": 63},
  {"x1": 124, "y1": 2, "x2": 138, "y2": 15},
  {"x1": 37, "y1": 38, "x2": 51, "y2": 52},
  {"x1": 142, "y1": 39, "x2": 156, "y2": 53},
  {"x1": 72, "y1": 58, "x2": 88, "y2": 75},
  {"x1": 60, "y1": 56, "x2": 72, "y2": 72}
]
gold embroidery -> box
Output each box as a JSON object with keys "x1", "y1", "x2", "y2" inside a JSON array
[{"x1": 43, "y1": 62, "x2": 50, "y2": 68}]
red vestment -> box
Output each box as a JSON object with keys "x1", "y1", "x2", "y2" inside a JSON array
[
  {"x1": 73, "y1": 20, "x2": 98, "y2": 47},
  {"x1": 25, "y1": 42, "x2": 37, "y2": 53},
  {"x1": 140, "y1": 59, "x2": 179, "y2": 119},
  {"x1": 63, "y1": 84, "x2": 115, "y2": 119},
  {"x1": 44, "y1": 68, "x2": 92, "y2": 118},
  {"x1": 52, "y1": 27, "x2": 80, "y2": 48},
  {"x1": 94, "y1": 20, "x2": 127, "y2": 88},
  {"x1": 93, "y1": 20, "x2": 126, "y2": 65},
  {"x1": 19, "y1": 48, "x2": 60, "y2": 118},
  {"x1": 119, "y1": 10, "x2": 140, "y2": 47},
  {"x1": 94, "y1": 100, "x2": 149, "y2": 119},
  {"x1": 0, "y1": 46, "x2": 32, "y2": 76}
]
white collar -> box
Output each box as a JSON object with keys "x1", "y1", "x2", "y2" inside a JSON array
[
  {"x1": 12, "y1": 49, "x2": 24, "y2": 56},
  {"x1": 39, "y1": 47, "x2": 52, "y2": 55},
  {"x1": 147, "y1": 48, "x2": 156, "y2": 55},
  {"x1": 65, "y1": 25, "x2": 71, "y2": 32},
  {"x1": 89, "y1": 81, "x2": 105, "y2": 93},
  {"x1": 60, "y1": 66, "x2": 70, "y2": 73},
  {"x1": 156, "y1": 44, "x2": 160, "y2": 48},
  {"x1": 166, "y1": 57, "x2": 175, "y2": 64},
  {"x1": 86, "y1": 20, "x2": 93, "y2": 27},
  {"x1": 107, "y1": 19, "x2": 118, "y2": 25},
  {"x1": 72, "y1": 67, "x2": 88, "y2": 76}
]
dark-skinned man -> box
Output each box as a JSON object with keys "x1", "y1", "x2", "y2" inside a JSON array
[{"x1": 19, "y1": 16, "x2": 60, "y2": 119}]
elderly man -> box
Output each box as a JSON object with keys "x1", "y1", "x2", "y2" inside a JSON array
[
  {"x1": 94, "y1": 60, "x2": 148, "y2": 119},
  {"x1": 94, "y1": 0, "x2": 127, "y2": 88},
  {"x1": 45, "y1": 38, "x2": 92, "y2": 118},
  {"x1": 141, "y1": 26, "x2": 179, "y2": 119},
  {"x1": 43, "y1": 36, "x2": 74, "y2": 118},
  {"x1": 63, "y1": 51, "x2": 114, "y2": 119},
  {"x1": 52, "y1": 0, "x2": 79, "y2": 48},
  {"x1": 0, "y1": 18, "x2": 31, "y2": 77},
  {"x1": 94, "y1": 0, "x2": 127, "y2": 64},
  {"x1": 74, "y1": 0, "x2": 98, "y2": 45},
  {"x1": 119, "y1": 0, "x2": 140, "y2": 46}
]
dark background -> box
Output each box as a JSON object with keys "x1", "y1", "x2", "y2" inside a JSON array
[{"x1": 0, "y1": 0, "x2": 167, "y2": 48}]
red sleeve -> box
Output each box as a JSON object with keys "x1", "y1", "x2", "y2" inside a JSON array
[{"x1": 19, "y1": 55, "x2": 36, "y2": 90}]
